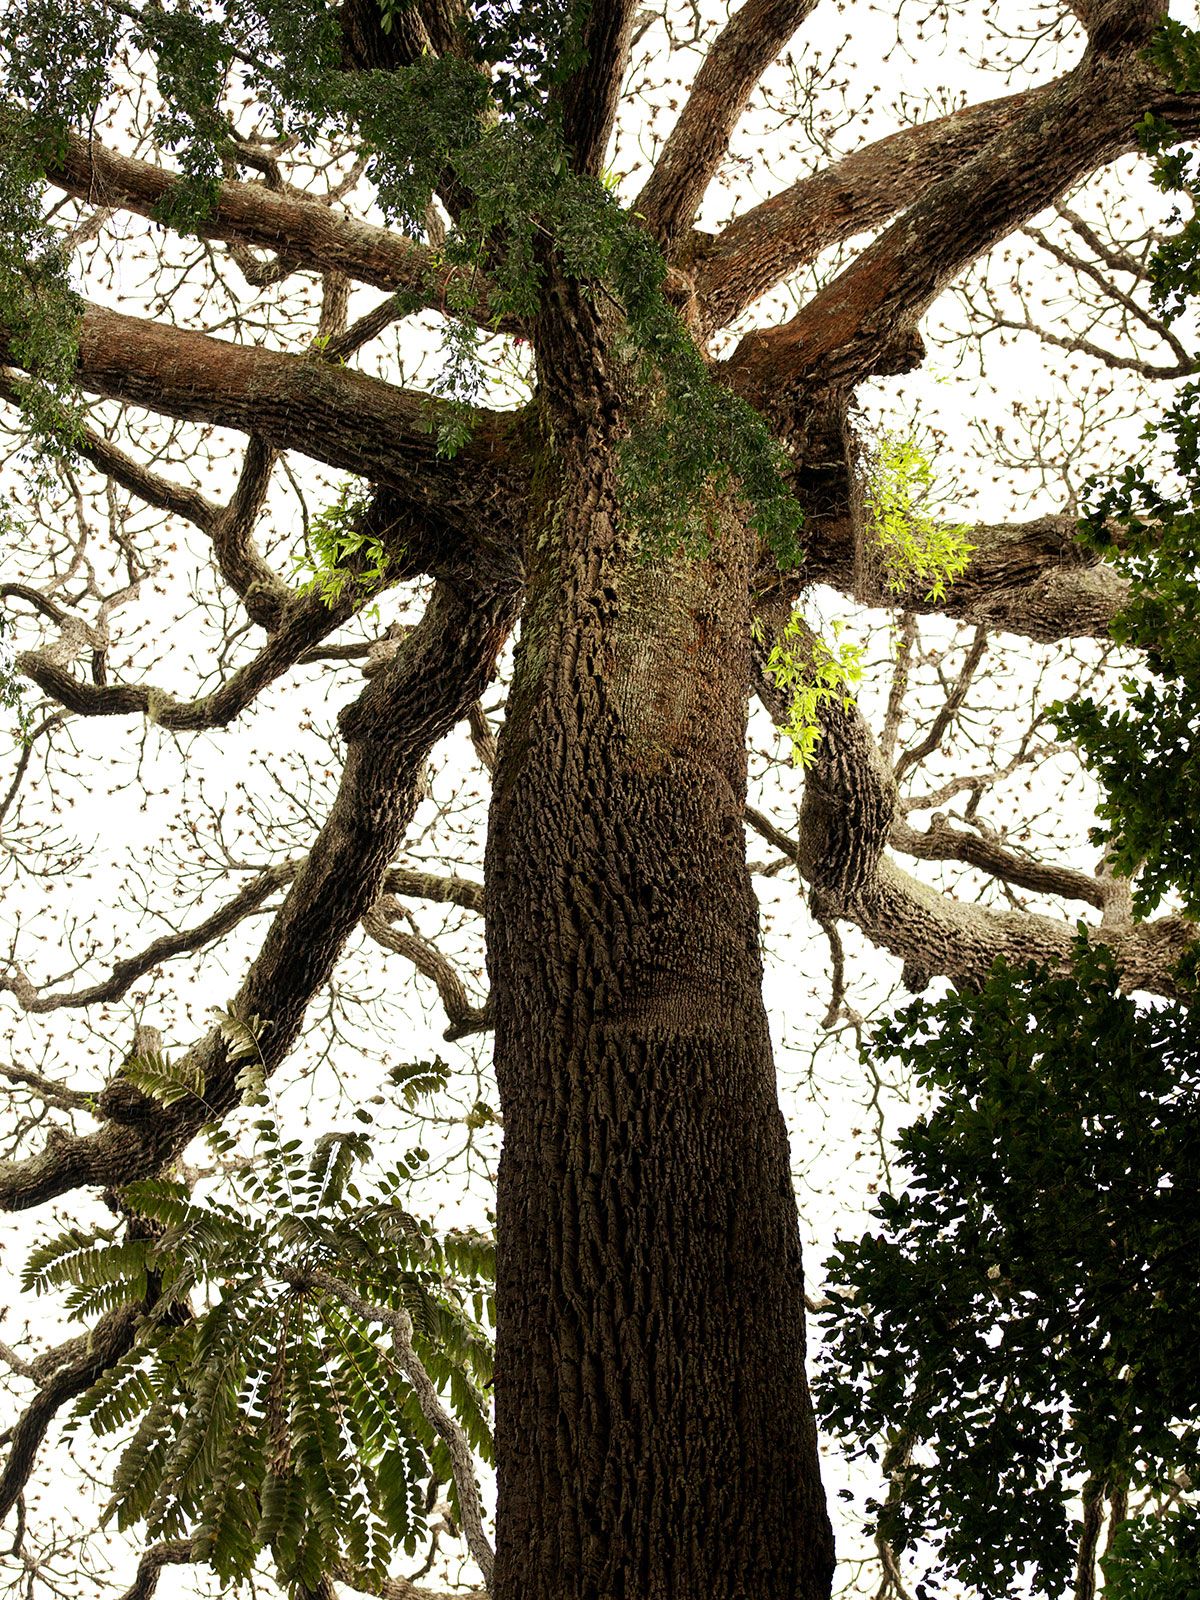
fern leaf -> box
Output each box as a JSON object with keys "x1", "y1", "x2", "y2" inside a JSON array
[{"x1": 122, "y1": 1052, "x2": 206, "y2": 1108}]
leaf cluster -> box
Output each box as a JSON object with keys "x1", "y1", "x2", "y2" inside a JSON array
[
  {"x1": 299, "y1": 479, "x2": 391, "y2": 606},
  {"x1": 763, "y1": 615, "x2": 863, "y2": 767},
  {"x1": 862, "y1": 432, "x2": 974, "y2": 602},
  {"x1": 26, "y1": 1038, "x2": 494, "y2": 1596},
  {"x1": 816, "y1": 940, "x2": 1200, "y2": 1599}
]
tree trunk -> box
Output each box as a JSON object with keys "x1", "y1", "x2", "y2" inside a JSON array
[{"x1": 486, "y1": 292, "x2": 833, "y2": 1599}]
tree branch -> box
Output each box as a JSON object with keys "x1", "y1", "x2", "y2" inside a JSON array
[
  {"x1": 1, "y1": 303, "x2": 525, "y2": 521},
  {"x1": 362, "y1": 899, "x2": 491, "y2": 1040},
  {"x1": 42, "y1": 128, "x2": 505, "y2": 326},
  {"x1": 752, "y1": 596, "x2": 1194, "y2": 998},
  {"x1": 1, "y1": 863, "x2": 298, "y2": 1017},
  {"x1": 723, "y1": 48, "x2": 1199, "y2": 404},
  {"x1": 802, "y1": 513, "x2": 1129, "y2": 643},
  {"x1": 695, "y1": 87, "x2": 1045, "y2": 330},
  {"x1": 0, "y1": 564, "x2": 520, "y2": 1211},
  {"x1": 15, "y1": 586, "x2": 359, "y2": 728},
  {"x1": 636, "y1": 0, "x2": 819, "y2": 248},
  {"x1": 0, "y1": 1307, "x2": 139, "y2": 1521},
  {"x1": 556, "y1": 0, "x2": 639, "y2": 173}
]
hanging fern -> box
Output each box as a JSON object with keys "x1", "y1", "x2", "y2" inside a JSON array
[{"x1": 26, "y1": 1095, "x2": 495, "y2": 1596}]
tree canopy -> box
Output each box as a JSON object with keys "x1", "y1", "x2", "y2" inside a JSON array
[{"x1": 1, "y1": 1, "x2": 1199, "y2": 1598}]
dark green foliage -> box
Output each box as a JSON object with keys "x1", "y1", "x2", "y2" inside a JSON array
[
  {"x1": 816, "y1": 941, "x2": 1200, "y2": 1598},
  {"x1": 26, "y1": 1097, "x2": 495, "y2": 1596},
  {"x1": 1104, "y1": 1507, "x2": 1200, "y2": 1600},
  {"x1": 0, "y1": 610, "x2": 31, "y2": 737}
]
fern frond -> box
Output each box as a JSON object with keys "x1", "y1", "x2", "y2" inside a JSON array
[{"x1": 122, "y1": 1052, "x2": 206, "y2": 1107}]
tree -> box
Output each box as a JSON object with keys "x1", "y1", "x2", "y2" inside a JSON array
[{"x1": 0, "y1": 2, "x2": 1197, "y2": 1598}]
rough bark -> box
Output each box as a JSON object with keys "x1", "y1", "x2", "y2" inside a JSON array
[
  {"x1": 0, "y1": 304, "x2": 527, "y2": 528},
  {"x1": 637, "y1": 0, "x2": 820, "y2": 248},
  {"x1": 485, "y1": 291, "x2": 833, "y2": 1600},
  {"x1": 724, "y1": 46, "x2": 1192, "y2": 403}
]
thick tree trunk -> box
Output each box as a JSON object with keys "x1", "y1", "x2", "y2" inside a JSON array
[{"x1": 486, "y1": 294, "x2": 833, "y2": 1599}]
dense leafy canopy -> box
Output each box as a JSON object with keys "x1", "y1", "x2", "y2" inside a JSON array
[{"x1": 817, "y1": 943, "x2": 1200, "y2": 1598}]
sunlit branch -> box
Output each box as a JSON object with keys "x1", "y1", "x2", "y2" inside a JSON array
[
  {"x1": 1, "y1": 304, "x2": 523, "y2": 515},
  {"x1": 723, "y1": 50, "x2": 1200, "y2": 403}
]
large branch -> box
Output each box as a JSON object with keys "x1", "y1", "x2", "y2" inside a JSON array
[
  {"x1": 0, "y1": 553, "x2": 521, "y2": 1212},
  {"x1": 694, "y1": 87, "x2": 1043, "y2": 332},
  {"x1": 779, "y1": 403, "x2": 1129, "y2": 642},
  {"x1": 0, "y1": 304, "x2": 524, "y2": 525},
  {"x1": 752, "y1": 597, "x2": 1193, "y2": 998},
  {"x1": 15, "y1": 586, "x2": 359, "y2": 728},
  {"x1": 556, "y1": 0, "x2": 640, "y2": 173},
  {"x1": 636, "y1": 0, "x2": 819, "y2": 248},
  {"x1": 0, "y1": 1307, "x2": 139, "y2": 1521},
  {"x1": 42, "y1": 128, "x2": 503, "y2": 326},
  {"x1": 724, "y1": 43, "x2": 1196, "y2": 404}
]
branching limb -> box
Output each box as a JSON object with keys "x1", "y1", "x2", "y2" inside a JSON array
[
  {"x1": 362, "y1": 899, "x2": 491, "y2": 1040},
  {"x1": 383, "y1": 868, "x2": 485, "y2": 915},
  {"x1": 888, "y1": 816, "x2": 1112, "y2": 910},
  {"x1": 1, "y1": 303, "x2": 525, "y2": 519},
  {"x1": 0, "y1": 565, "x2": 520, "y2": 1211},
  {"x1": 695, "y1": 87, "x2": 1045, "y2": 330},
  {"x1": 0, "y1": 1307, "x2": 139, "y2": 1522},
  {"x1": 15, "y1": 586, "x2": 358, "y2": 729},
  {"x1": 724, "y1": 48, "x2": 1200, "y2": 403},
  {"x1": 805, "y1": 514, "x2": 1129, "y2": 643},
  {"x1": 636, "y1": 0, "x2": 819, "y2": 248},
  {"x1": 752, "y1": 598, "x2": 1194, "y2": 998},
  {"x1": 282, "y1": 1268, "x2": 495, "y2": 1591},
  {"x1": 114, "y1": 1541, "x2": 195, "y2": 1600},
  {"x1": 41, "y1": 128, "x2": 505, "y2": 326},
  {"x1": 1, "y1": 861, "x2": 298, "y2": 1016}
]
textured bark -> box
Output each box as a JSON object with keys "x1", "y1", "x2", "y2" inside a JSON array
[
  {"x1": 724, "y1": 49, "x2": 1195, "y2": 403},
  {"x1": 485, "y1": 294, "x2": 832, "y2": 1600},
  {"x1": 753, "y1": 594, "x2": 1195, "y2": 999},
  {"x1": 637, "y1": 0, "x2": 820, "y2": 248},
  {"x1": 803, "y1": 513, "x2": 1130, "y2": 642},
  {"x1": 0, "y1": 304, "x2": 526, "y2": 526}
]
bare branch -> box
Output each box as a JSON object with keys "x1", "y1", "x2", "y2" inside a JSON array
[
  {"x1": 0, "y1": 570, "x2": 520, "y2": 1211},
  {"x1": 0, "y1": 1307, "x2": 139, "y2": 1521},
  {"x1": 1, "y1": 861, "x2": 297, "y2": 1016},
  {"x1": 894, "y1": 629, "x2": 988, "y2": 781},
  {"x1": 363, "y1": 898, "x2": 491, "y2": 1040},
  {"x1": 636, "y1": 0, "x2": 819, "y2": 247},
  {"x1": 723, "y1": 51, "x2": 1199, "y2": 404}
]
